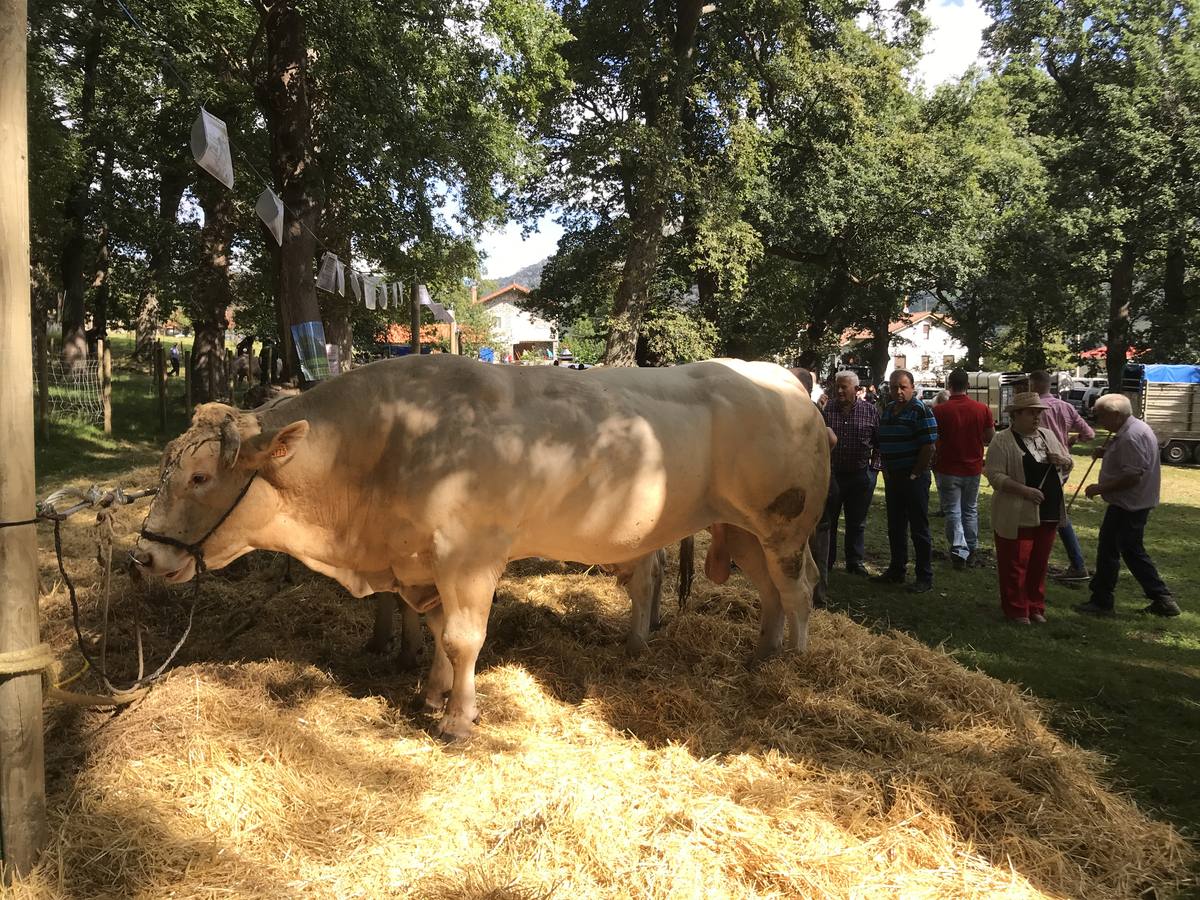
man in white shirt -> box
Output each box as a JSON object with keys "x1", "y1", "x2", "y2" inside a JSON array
[{"x1": 1074, "y1": 393, "x2": 1180, "y2": 617}]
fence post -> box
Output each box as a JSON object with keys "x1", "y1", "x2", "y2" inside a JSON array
[
  {"x1": 183, "y1": 349, "x2": 192, "y2": 415},
  {"x1": 410, "y1": 282, "x2": 422, "y2": 357},
  {"x1": 0, "y1": 0, "x2": 48, "y2": 875},
  {"x1": 100, "y1": 339, "x2": 112, "y2": 436},
  {"x1": 36, "y1": 326, "x2": 48, "y2": 440},
  {"x1": 155, "y1": 340, "x2": 167, "y2": 432}
]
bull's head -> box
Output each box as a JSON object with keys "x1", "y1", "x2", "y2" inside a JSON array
[{"x1": 131, "y1": 403, "x2": 309, "y2": 582}]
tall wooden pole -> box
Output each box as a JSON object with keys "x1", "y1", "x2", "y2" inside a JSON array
[
  {"x1": 410, "y1": 283, "x2": 422, "y2": 357},
  {"x1": 100, "y1": 339, "x2": 112, "y2": 435},
  {"x1": 0, "y1": 0, "x2": 48, "y2": 877}
]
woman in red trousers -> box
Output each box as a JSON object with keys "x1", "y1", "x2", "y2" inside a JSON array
[{"x1": 984, "y1": 393, "x2": 1073, "y2": 624}]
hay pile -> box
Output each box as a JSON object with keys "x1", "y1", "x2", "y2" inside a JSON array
[{"x1": 14, "y1": 469, "x2": 1194, "y2": 899}]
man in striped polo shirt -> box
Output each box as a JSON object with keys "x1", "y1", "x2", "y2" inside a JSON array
[{"x1": 873, "y1": 369, "x2": 939, "y2": 592}]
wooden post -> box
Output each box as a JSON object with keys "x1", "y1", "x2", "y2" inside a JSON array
[
  {"x1": 183, "y1": 349, "x2": 192, "y2": 415},
  {"x1": 0, "y1": 0, "x2": 48, "y2": 876},
  {"x1": 155, "y1": 340, "x2": 167, "y2": 432},
  {"x1": 410, "y1": 282, "x2": 422, "y2": 357},
  {"x1": 100, "y1": 339, "x2": 111, "y2": 435},
  {"x1": 35, "y1": 327, "x2": 48, "y2": 440},
  {"x1": 225, "y1": 347, "x2": 233, "y2": 403},
  {"x1": 260, "y1": 345, "x2": 270, "y2": 387}
]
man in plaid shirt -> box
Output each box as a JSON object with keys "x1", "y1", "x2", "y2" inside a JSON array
[{"x1": 822, "y1": 371, "x2": 879, "y2": 576}]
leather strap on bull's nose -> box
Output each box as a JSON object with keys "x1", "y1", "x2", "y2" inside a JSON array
[{"x1": 139, "y1": 471, "x2": 259, "y2": 565}]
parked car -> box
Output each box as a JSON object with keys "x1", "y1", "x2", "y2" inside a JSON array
[
  {"x1": 916, "y1": 386, "x2": 943, "y2": 404},
  {"x1": 1064, "y1": 377, "x2": 1107, "y2": 417}
]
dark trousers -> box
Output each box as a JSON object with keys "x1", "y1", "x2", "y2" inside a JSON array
[
  {"x1": 883, "y1": 469, "x2": 933, "y2": 582},
  {"x1": 810, "y1": 474, "x2": 841, "y2": 607},
  {"x1": 826, "y1": 467, "x2": 877, "y2": 569},
  {"x1": 1089, "y1": 505, "x2": 1170, "y2": 607}
]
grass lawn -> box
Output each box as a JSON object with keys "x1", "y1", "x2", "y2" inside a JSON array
[
  {"x1": 829, "y1": 446, "x2": 1200, "y2": 848},
  {"x1": 33, "y1": 347, "x2": 1200, "y2": 878}
]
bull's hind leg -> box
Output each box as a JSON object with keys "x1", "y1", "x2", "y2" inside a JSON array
[
  {"x1": 761, "y1": 541, "x2": 818, "y2": 653},
  {"x1": 614, "y1": 550, "x2": 667, "y2": 656},
  {"x1": 722, "y1": 526, "x2": 787, "y2": 663},
  {"x1": 419, "y1": 605, "x2": 452, "y2": 715}
]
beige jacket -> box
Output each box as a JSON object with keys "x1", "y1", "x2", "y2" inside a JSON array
[{"x1": 984, "y1": 427, "x2": 1072, "y2": 539}]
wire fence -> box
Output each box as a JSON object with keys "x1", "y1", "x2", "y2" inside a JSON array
[{"x1": 32, "y1": 357, "x2": 104, "y2": 426}]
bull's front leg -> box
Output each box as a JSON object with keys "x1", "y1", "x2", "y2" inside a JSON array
[
  {"x1": 429, "y1": 564, "x2": 500, "y2": 741},
  {"x1": 616, "y1": 551, "x2": 666, "y2": 657}
]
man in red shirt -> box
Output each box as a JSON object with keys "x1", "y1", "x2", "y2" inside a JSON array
[{"x1": 932, "y1": 368, "x2": 996, "y2": 569}]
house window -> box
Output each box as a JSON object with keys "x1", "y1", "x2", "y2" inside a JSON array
[
  {"x1": 894, "y1": 355, "x2": 907, "y2": 370},
  {"x1": 921, "y1": 355, "x2": 931, "y2": 371},
  {"x1": 923, "y1": 324, "x2": 931, "y2": 339},
  {"x1": 944, "y1": 355, "x2": 955, "y2": 368}
]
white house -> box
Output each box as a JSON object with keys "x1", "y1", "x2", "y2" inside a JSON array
[
  {"x1": 478, "y1": 282, "x2": 558, "y2": 362},
  {"x1": 840, "y1": 311, "x2": 966, "y2": 384}
]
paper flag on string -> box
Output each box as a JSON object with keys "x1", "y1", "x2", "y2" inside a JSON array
[
  {"x1": 379, "y1": 282, "x2": 389, "y2": 310},
  {"x1": 349, "y1": 270, "x2": 361, "y2": 301},
  {"x1": 317, "y1": 252, "x2": 339, "y2": 293},
  {"x1": 335, "y1": 259, "x2": 345, "y2": 296},
  {"x1": 364, "y1": 276, "x2": 377, "y2": 311},
  {"x1": 255, "y1": 188, "x2": 284, "y2": 246},
  {"x1": 291, "y1": 321, "x2": 330, "y2": 381},
  {"x1": 190, "y1": 108, "x2": 234, "y2": 189},
  {"x1": 416, "y1": 284, "x2": 432, "y2": 306},
  {"x1": 393, "y1": 283, "x2": 404, "y2": 309}
]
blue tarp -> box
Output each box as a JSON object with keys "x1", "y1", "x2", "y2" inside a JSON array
[{"x1": 1143, "y1": 364, "x2": 1200, "y2": 384}]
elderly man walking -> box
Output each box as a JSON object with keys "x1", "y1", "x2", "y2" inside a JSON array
[
  {"x1": 873, "y1": 369, "x2": 938, "y2": 593},
  {"x1": 1029, "y1": 370, "x2": 1094, "y2": 579},
  {"x1": 1074, "y1": 394, "x2": 1181, "y2": 617},
  {"x1": 932, "y1": 368, "x2": 994, "y2": 569},
  {"x1": 822, "y1": 370, "x2": 879, "y2": 576}
]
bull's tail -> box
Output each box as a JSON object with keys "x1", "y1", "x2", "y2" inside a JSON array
[{"x1": 677, "y1": 535, "x2": 695, "y2": 609}]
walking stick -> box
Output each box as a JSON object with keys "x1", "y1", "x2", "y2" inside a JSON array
[{"x1": 1067, "y1": 432, "x2": 1113, "y2": 512}]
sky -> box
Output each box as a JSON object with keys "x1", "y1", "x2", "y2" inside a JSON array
[{"x1": 476, "y1": 0, "x2": 991, "y2": 280}]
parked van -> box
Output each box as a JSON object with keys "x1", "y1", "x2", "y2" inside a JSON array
[
  {"x1": 966, "y1": 371, "x2": 1028, "y2": 428},
  {"x1": 1125, "y1": 364, "x2": 1200, "y2": 464},
  {"x1": 1064, "y1": 377, "x2": 1106, "y2": 417}
]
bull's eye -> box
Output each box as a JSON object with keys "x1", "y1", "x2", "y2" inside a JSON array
[{"x1": 190, "y1": 473, "x2": 210, "y2": 487}]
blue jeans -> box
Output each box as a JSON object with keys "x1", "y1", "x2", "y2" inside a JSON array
[
  {"x1": 883, "y1": 469, "x2": 933, "y2": 582},
  {"x1": 934, "y1": 473, "x2": 980, "y2": 561},
  {"x1": 1058, "y1": 519, "x2": 1086, "y2": 571}
]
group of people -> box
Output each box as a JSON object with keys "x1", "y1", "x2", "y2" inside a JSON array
[{"x1": 808, "y1": 365, "x2": 1180, "y2": 623}]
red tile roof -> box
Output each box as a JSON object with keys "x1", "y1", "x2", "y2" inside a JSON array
[
  {"x1": 478, "y1": 282, "x2": 532, "y2": 304},
  {"x1": 841, "y1": 310, "x2": 954, "y2": 344}
]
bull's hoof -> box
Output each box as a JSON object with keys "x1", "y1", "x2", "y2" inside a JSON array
[
  {"x1": 625, "y1": 635, "x2": 649, "y2": 658},
  {"x1": 394, "y1": 648, "x2": 421, "y2": 673},
  {"x1": 363, "y1": 636, "x2": 393, "y2": 655},
  {"x1": 435, "y1": 711, "x2": 479, "y2": 743}
]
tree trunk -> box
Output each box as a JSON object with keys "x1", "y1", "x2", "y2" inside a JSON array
[
  {"x1": 803, "y1": 269, "x2": 849, "y2": 352},
  {"x1": 603, "y1": 0, "x2": 704, "y2": 367},
  {"x1": 88, "y1": 146, "x2": 115, "y2": 346},
  {"x1": 1021, "y1": 309, "x2": 1046, "y2": 371},
  {"x1": 58, "y1": 0, "x2": 104, "y2": 370},
  {"x1": 1106, "y1": 244, "x2": 1135, "y2": 389},
  {"x1": 189, "y1": 178, "x2": 236, "y2": 403},
  {"x1": 867, "y1": 303, "x2": 891, "y2": 386},
  {"x1": 259, "y1": 0, "x2": 324, "y2": 384},
  {"x1": 1156, "y1": 237, "x2": 1190, "y2": 361}
]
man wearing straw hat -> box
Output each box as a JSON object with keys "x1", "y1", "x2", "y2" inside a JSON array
[
  {"x1": 984, "y1": 392, "x2": 1073, "y2": 624},
  {"x1": 1074, "y1": 394, "x2": 1181, "y2": 618}
]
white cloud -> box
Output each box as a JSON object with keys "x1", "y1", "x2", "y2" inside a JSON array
[
  {"x1": 478, "y1": 219, "x2": 564, "y2": 279},
  {"x1": 916, "y1": 0, "x2": 992, "y2": 87}
]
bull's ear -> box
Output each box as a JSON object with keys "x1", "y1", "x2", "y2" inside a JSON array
[
  {"x1": 219, "y1": 418, "x2": 242, "y2": 469},
  {"x1": 235, "y1": 420, "x2": 310, "y2": 470}
]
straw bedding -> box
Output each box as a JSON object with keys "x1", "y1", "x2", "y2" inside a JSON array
[{"x1": 10, "y1": 468, "x2": 1194, "y2": 899}]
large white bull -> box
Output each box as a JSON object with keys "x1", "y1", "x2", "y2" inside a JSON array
[{"x1": 134, "y1": 355, "x2": 829, "y2": 739}]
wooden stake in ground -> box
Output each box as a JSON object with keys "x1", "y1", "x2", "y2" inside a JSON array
[
  {"x1": 100, "y1": 339, "x2": 112, "y2": 435},
  {"x1": 184, "y1": 349, "x2": 192, "y2": 414},
  {"x1": 0, "y1": 0, "x2": 49, "y2": 876},
  {"x1": 410, "y1": 282, "x2": 422, "y2": 358},
  {"x1": 156, "y1": 341, "x2": 167, "y2": 431},
  {"x1": 36, "y1": 327, "x2": 48, "y2": 440}
]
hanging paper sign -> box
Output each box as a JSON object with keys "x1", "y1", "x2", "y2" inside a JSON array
[
  {"x1": 364, "y1": 277, "x2": 377, "y2": 311},
  {"x1": 190, "y1": 108, "x2": 234, "y2": 189},
  {"x1": 291, "y1": 321, "x2": 331, "y2": 382},
  {"x1": 416, "y1": 284, "x2": 432, "y2": 306},
  {"x1": 393, "y1": 283, "x2": 404, "y2": 309},
  {"x1": 255, "y1": 188, "x2": 284, "y2": 246},
  {"x1": 348, "y1": 270, "x2": 361, "y2": 301},
  {"x1": 379, "y1": 282, "x2": 389, "y2": 311},
  {"x1": 335, "y1": 259, "x2": 345, "y2": 296},
  {"x1": 317, "y1": 252, "x2": 339, "y2": 293}
]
